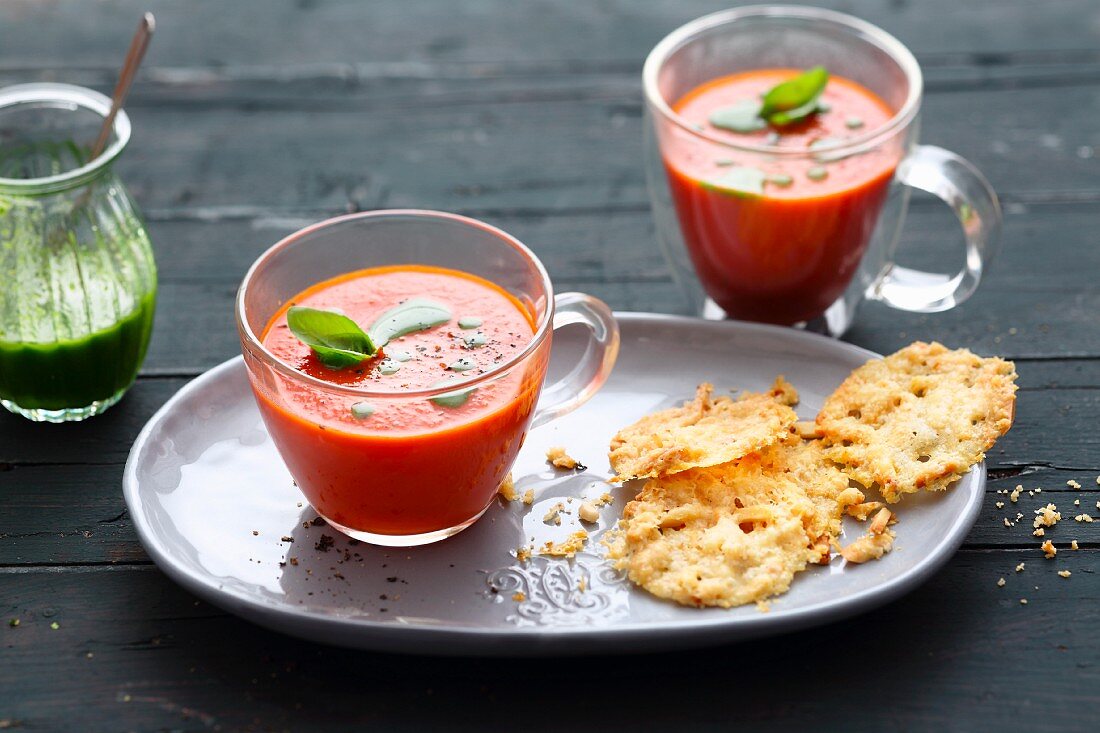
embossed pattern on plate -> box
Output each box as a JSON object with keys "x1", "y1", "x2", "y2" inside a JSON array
[{"x1": 124, "y1": 314, "x2": 984, "y2": 655}]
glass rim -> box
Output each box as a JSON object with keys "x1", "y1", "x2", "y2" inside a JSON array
[
  {"x1": 0, "y1": 83, "x2": 131, "y2": 194},
  {"x1": 235, "y1": 209, "x2": 556, "y2": 400},
  {"x1": 642, "y1": 4, "x2": 923, "y2": 158}
]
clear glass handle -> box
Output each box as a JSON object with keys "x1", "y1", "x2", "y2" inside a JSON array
[
  {"x1": 869, "y1": 145, "x2": 1002, "y2": 313},
  {"x1": 529, "y1": 292, "x2": 620, "y2": 429}
]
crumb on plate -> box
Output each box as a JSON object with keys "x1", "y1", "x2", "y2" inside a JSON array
[
  {"x1": 542, "y1": 502, "x2": 565, "y2": 525},
  {"x1": 497, "y1": 473, "x2": 517, "y2": 501},
  {"x1": 546, "y1": 446, "x2": 585, "y2": 471},
  {"x1": 538, "y1": 530, "x2": 588, "y2": 558}
]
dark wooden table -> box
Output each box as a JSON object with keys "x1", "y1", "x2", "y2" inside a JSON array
[{"x1": 2, "y1": 1, "x2": 1098, "y2": 730}]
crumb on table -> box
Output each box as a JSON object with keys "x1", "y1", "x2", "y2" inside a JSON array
[{"x1": 1033, "y1": 503, "x2": 1060, "y2": 529}]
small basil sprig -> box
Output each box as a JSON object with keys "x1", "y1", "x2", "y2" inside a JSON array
[
  {"x1": 709, "y1": 66, "x2": 830, "y2": 132},
  {"x1": 759, "y1": 66, "x2": 828, "y2": 122},
  {"x1": 287, "y1": 306, "x2": 377, "y2": 369}
]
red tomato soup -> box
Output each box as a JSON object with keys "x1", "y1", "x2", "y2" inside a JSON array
[
  {"x1": 665, "y1": 69, "x2": 900, "y2": 324},
  {"x1": 255, "y1": 265, "x2": 542, "y2": 536}
]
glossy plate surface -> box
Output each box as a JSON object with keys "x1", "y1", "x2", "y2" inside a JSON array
[{"x1": 123, "y1": 313, "x2": 983, "y2": 655}]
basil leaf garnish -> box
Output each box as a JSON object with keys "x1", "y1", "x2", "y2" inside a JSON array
[
  {"x1": 759, "y1": 66, "x2": 829, "y2": 121},
  {"x1": 705, "y1": 68, "x2": 830, "y2": 135},
  {"x1": 287, "y1": 306, "x2": 377, "y2": 369},
  {"x1": 369, "y1": 298, "x2": 452, "y2": 346},
  {"x1": 767, "y1": 99, "x2": 826, "y2": 127}
]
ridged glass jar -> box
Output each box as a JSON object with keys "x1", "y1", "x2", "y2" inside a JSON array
[{"x1": 0, "y1": 83, "x2": 157, "y2": 422}]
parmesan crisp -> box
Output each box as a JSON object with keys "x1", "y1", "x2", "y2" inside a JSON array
[
  {"x1": 605, "y1": 439, "x2": 848, "y2": 608},
  {"x1": 817, "y1": 342, "x2": 1017, "y2": 502},
  {"x1": 608, "y1": 379, "x2": 797, "y2": 483}
]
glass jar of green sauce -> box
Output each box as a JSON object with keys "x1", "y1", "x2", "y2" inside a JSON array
[{"x1": 0, "y1": 84, "x2": 156, "y2": 422}]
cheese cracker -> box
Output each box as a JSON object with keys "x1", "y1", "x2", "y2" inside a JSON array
[
  {"x1": 608, "y1": 379, "x2": 797, "y2": 483},
  {"x1": 817, "y1": 342, "x2": 1017, "y2": 502}
]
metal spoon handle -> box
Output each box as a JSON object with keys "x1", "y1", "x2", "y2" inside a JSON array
[{"x1": 91, "y1": 12, "x2": 155, "y2": 160}]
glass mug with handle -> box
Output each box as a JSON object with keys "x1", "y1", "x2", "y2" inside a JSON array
[
  {"x1": 237, "y1": 210, "x2": 619, "y2": 547},
  {"x1": 643, "y1": 5, "x2": 1001, "y2": 336}
]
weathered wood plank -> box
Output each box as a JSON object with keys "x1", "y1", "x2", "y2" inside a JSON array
[
  {"x1": 146, "y1": 209, "x2": 661, "y2": 287},
  {"x1": 1, "y1": 550, "x2": 1096, "y2": 731},
  {"x1": 146, "y1": 202, "x2": 1100, "y2": 292},
  {"x1": 0, "y1": 463, "x2": 143, "y2": 566},
  {"x1": 0, "y1": 378, "x2": 189, "y2": 466},
  {"x1": 27, "y1": 82, "x2": 1085, "y2": 217},
  {"x1": 4, "y1": 56, "x2": 1100, "y2": 108},
  {"x1": 2, "y1": 0, "x2": 1098, "y2": 71}
]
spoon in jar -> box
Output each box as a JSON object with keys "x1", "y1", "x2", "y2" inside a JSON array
[{"x1": 90, "y1": 12, "x2": 156, "y2": 160}]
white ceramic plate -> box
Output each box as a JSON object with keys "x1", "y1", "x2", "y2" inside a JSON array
[{"x1": 124, "y1": 313, "x2": 983, "y2": 655}]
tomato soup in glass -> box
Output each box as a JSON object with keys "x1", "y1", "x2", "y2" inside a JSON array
[
  {"x1": 644, "y1": 7, "x2": 1003, "y2": 337},
  {"x1": 237, "y1": 211, "x2": 618, "y2": 547},
  {"x1": 665, "y1": 70, "x2": 898, "y2": 325},
  {"x1": 258, "y1": 266, "x2": 537, "y2": 539}
]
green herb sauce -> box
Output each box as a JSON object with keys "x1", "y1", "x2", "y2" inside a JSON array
[{"x1": 0, "y1": 287, "x2": 156, "y2": 409}]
